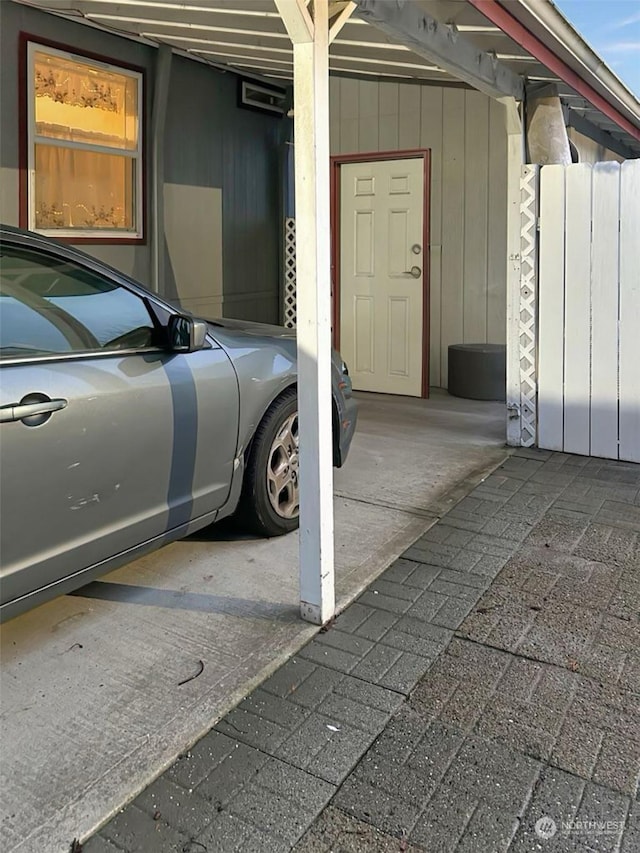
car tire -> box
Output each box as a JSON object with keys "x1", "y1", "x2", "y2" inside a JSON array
[{"x1": 237, "y1": 388, "x2": 300, "y2": 537}]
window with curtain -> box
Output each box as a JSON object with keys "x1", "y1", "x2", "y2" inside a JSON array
[{"x1": 28, "y1": 43, "x2": 143, "y2": 238}]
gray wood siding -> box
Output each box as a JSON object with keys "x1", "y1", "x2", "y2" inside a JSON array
[
  {"x1": 0, "y1": 2, "x2": 284, "y2": 324},
  {"x1": 0, "y1": 0, "x2": 154, "y2": 279},
  {"x1": 163, "y1": 55, "x2": 286, "y2": 324},
  {"x1": 330, "y1": 77, "x2": 508, "y2": 388}
]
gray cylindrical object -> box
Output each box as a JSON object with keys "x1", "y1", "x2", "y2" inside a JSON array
[
  {"x1": 526, "y1": 94, "x2": 572, "y2": 165},
  {"x1": 448, "y1": 343, "x2": 506, "y2": 401}
]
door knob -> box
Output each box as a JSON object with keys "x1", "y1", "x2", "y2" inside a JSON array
[{"x1": 403, "y1": 266, "x2": 421, "y2": 278}]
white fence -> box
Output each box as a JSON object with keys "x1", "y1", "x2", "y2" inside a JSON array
[{"x1": 537, "y1": 160, "x2": 640, "y2": 463}]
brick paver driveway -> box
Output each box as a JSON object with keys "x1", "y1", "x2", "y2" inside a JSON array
[{"x1": 85, "y1": 449, "x2": 640, "y2": 853}]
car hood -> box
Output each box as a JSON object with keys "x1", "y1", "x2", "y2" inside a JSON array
[
  {"x1": 205, "y1": 316, "x2": 347, "y2": 380},
  {"x1": 206, "y1": 316, "x2": 296, "y2": 339}
]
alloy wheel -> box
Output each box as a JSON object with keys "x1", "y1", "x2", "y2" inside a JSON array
[{"x1": 266, "y1": 412, "x2": 300, "y2": 519}]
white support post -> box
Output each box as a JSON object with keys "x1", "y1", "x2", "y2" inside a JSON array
[
  {"x1": 502, "y1": 97, "x2": 526, "y2": 447},
  {"x1": 276, "y1": 0, "x2": 335, "y2": 625}
]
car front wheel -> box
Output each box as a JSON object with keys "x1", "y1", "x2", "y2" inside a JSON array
[{"x1": 238, "y1": 388, "x2": 300, "y2": 536}]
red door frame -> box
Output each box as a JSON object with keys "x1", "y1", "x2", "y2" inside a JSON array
[{"x1": 330, "y1": 149, "x2": 431, "y2": 398}]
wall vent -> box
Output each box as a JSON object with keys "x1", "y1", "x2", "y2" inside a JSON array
[{"x1": 239, "y1": 80, "x2": 287, "y2": 116}]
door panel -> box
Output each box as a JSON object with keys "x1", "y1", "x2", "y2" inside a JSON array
[
  {"x1": 354, "y1": 295, "x2": 374, "y2": 375},
  {"x1": 355, "y1": 211, "x2": 374, "y2": 275},
  {"x1": 0, "y1": 348, "x2": 238, "y2": 607},
  {"x1": 0, "y1": 237, "x2": 240, "y2": 608},
  {"x1": 340, "y1": 157, "x2": 425, "y2": 396},
  {"x1": 388, "y1": 209, "x2": 409, "y2": 276},
  {"x1": 388, "y1": 297, "x2": 410, "y2": 376}
]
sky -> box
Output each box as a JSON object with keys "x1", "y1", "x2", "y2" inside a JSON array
[{"x1": 553, "y1": 0, "x2": 640, "y2": 97}]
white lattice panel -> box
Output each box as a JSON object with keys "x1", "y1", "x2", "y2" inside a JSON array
[
  {"x1": 283, "y1": 217, "x2": 296, "y2": 327},
  {"x1": 519, "y1": 165, "x2": 539, "y2": 447}
]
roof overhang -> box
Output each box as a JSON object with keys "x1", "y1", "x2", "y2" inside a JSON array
[
  {"x1": 467, "y1": 0, "x2": 640, "y2": 143},
  {"x1": 13, "y1": 0, "x2": 640, "y2": 156}
]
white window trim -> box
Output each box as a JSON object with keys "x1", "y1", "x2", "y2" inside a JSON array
[{"x1": 27, "y1": 42, "x2": 144, "y2": 240}]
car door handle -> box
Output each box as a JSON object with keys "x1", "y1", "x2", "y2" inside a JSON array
[{"x1": 0, "y1": 395, "x2": 68, "y2": 426}]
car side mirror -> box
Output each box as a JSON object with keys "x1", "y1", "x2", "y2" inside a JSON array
[{"x1": 167, "y1": 315, "x2": 208, "y2": 352}]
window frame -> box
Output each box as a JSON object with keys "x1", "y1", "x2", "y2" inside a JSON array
[{"x1": 23, "y1": 38, "x2": 145, "y2": 243}]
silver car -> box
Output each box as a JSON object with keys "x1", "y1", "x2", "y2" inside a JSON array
[{"x1": 0, "y1": 225, "x2": 357, "y2": 621}]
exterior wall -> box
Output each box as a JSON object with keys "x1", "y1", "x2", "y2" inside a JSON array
[
  {"x1": 163, "y1": 54, "x2": 286, "y2": 324},
  {"x1": 0, "y1": 1, "x2": 286, "y2": 324},
  {"x1": 330, "y1": 76, "x2": 508, "y2": 389},
  {"x1": 0, "y1": 0, "x2": 154, "y2": 281},
  {"x1": 568, "y1": 127, "x2": 625, "y2": 165}
]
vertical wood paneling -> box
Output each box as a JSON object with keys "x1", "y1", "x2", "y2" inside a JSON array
[
  {"x1": 463, "y1": 90, "x2": 489, "y2": 343},
  {"x1": 379, "y1": 81, "x2": 399, "y2": 117},
  {"x1": 537, "y1": 161, "x2": 635, "y2": 462},
  {"x1": 163, "y1": 56, "x2": 281, "y2": 323},
  {"x1": 340, "y1": 77, "x2": 359, "y2": 153},
  {"x1": 440, "y1": 88, "x2": 465, "y2": 385},
  {"x1": 358, "y1": 79, "x2": 379, "y2": 153},
  {"x1": 420, "y1": 87, "x2": 443, "y2": 387},
  {"x1": 340, "y1": 76, "x2": 360, "y2": 116},
  {"x1": 618, "y1": 160, "x2": 640, "y2": 462},
  {"x1": 428, "y1": 247, "x2": 442, "y2": 388},
  {"x1": 329, "y1": 77, "x2": 508, "y2": 390},
  {"x1": 329, "y1": 76, "x2": 341, "y2": 154},
  {"x1": 486, "y1": 98, "x2": 507, "y2": 344},
  {"x1": 378, "y1": 82, "x2": 399, "y2": 151},
  {"x1": 590, "y1": 163, "x2": 620, "y2": 459},
  {"x1": 538, "y1": 165, "x2": 566, "y2": 451},
  {"x1": 419, "y1": 87, "x2": 443, "y2": 247},
  {"x1": 563, "y1": 164, "x2": 592, "y2": 456},
  {"x1": 398, "y1": 83, "x2": 420, "y2": 149}
]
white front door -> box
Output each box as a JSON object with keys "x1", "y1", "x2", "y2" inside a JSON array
[{"x1": 339, "y1": 157, "x2": 425, "y2": 396}]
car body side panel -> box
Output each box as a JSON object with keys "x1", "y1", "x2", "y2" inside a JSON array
[
  {"x1": 0, "y1": 504, "x2": 221, "y2": 623},
  {"x1": 0, "y1": 347, "x2": 239, "y2": 608},
  {"x1": 163, "y1": 346, "x2": 240, "y2": 522},
  {"x1": 0, "y1": 225, "x2": 357, "y2": 621}
]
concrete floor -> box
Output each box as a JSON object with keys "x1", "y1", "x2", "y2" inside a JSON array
[{"x1": 0, "y1": 390, "x2": 507, "y2": 853}]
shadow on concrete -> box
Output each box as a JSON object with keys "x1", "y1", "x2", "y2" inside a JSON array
[
  {"x1": 184, "y1": 517, "x2": 263, "y2": 543},
  {"x1": 70, "y1": 581, "x2": 298, "y2": 621}
]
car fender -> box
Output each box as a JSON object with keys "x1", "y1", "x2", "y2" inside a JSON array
[
  {"x1": 207, "y1": 328, "x2": 298, "y2": 459},
  {"x1": 207, "y1": 321, "x2": 354, "y2": 477}
]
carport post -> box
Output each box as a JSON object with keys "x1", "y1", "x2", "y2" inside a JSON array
[{"x1": 275, "y1": 0, "x2": 334, "y2": 625}]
